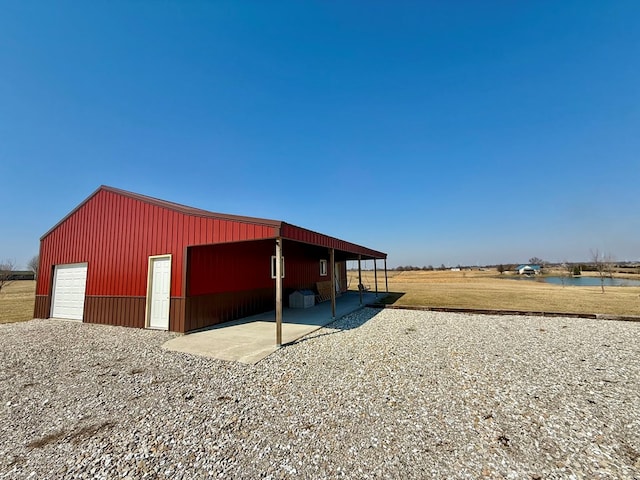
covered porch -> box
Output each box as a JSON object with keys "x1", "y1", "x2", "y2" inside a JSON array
[
  {"x1": 184, "y1": 227, "x2": 387, "y2": 342},
  {"x1": 163, "y1": 290, "x2": 381, "y2": 364}
]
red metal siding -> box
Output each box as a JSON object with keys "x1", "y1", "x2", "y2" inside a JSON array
[
  {"x1": 280, "y1": 223, "x2": 386, "y2": 260},
  {"x1": 188, "y1": 241, "x2": 274, "y2": 296},
  {"x1": 35, "y1": 186, "x2": 381, "y2": 332},
  {"x1": 186, "y1": 240, "x2": 346, "y2": 331},
  {"x1": 188, "y1": 240, "x2": 338, "y2": 297},
  {"x1": 36, "y1": 188, "x2": 278, "y2": 329},
  {"x1": 281, "y1": 241, "x2": 331, "y2": 291}
]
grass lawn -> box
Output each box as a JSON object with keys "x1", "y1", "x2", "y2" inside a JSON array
[
  {"x1": 0, "y1": 280, "x2": 36, "y2": 324},
  {"x1": 348, "y1": 269, "x2": 640, "y2": 317}
]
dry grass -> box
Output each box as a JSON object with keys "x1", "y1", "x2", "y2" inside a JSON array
[
  {"x1": 3, "y1": 272, "x2": 639, "y2": 325},
  {"x1": 0, "y1": 281, "x2": 35, "y2": 324},
  {"x1": 348, "y1": 269, "x2": 640, "y2": 316}
]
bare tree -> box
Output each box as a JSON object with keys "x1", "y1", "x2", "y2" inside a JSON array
[
  {"x1": 0, "y1": 259, "x2": 16, "y2": 293},
  {"x1": 528, "y1": 257, "x2": 547, "y2": 272},
  {"x1": 27, "y1": 255, "x2": 39, "y2": 280},
  {"x1": 590, "y1": 249, "x2": 614, "y2": 294},
  {"x1": 497, "y1": 264, "x2": 506, "y2": 275},
  {"x1": 559, "y1": 261, "x2": 574, "y2": 287},
  {"x1": 559, "y1": 261, "x2": 568, "y2": 286}
]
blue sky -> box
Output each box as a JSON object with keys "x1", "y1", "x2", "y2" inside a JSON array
[{"x1": 1, "y1": 1, "x2": 638, "y2": 269}]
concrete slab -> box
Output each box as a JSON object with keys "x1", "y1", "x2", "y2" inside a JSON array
[{"x1": 162, "y1": 291, "x2": 381, "y2": 364}]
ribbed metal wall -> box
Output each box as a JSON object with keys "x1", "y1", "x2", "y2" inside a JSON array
[
  {"x1": 281, "y1": 223, "x2": 386, "y2": 260},
  {"x1": 188, "y1": 241, "x2": 274, "y2": 296},
  {"x1": 188, "y1": 240, "x2": 346, "y2": 296},
  {"x1": 37, "y1": 189, "x2": 278, "y2": 299},
  {"x1": 35, "y1": 187, "x2": 371, "y2": 332},
  {"x1": 36, "y1": 188, "x2": 278, "y2": 330}
]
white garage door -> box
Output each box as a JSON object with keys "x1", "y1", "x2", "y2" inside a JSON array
[{"x1": 51, "y1": 263, "x2": 88, "y2": 320}]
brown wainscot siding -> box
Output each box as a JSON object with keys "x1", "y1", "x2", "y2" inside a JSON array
[
  {"x1": 84, "y1": 296, "x2": 147, "y2": 328},
  {"x1": 185, "y1": 288, "x2": 273, "y2": 332},
  {"x1": 34, "y1": 295, "x2": 51, "y2": 319},
  {"x1": 169, "y1": 297, "x2": 186, "y2": 333},
  {"x1": 84, "y1": 296, "x2": 186, "y2": 332}
]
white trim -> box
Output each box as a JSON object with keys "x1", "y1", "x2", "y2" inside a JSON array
[
  {"x1": 271, "y1": 255, "x2": 285, "y2": 279},
  {"x1": 145, "y1": 254, "x2": 172, "y2": 330},
  {"x1": 320, "y1": 259, "x2": 328, "y2": 276}
]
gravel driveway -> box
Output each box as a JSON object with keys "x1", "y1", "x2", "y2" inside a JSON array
[{"x1": 1, "y1": 309, "x2": 639, "y2": 479}]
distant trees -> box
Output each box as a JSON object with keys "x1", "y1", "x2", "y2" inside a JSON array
[
  {"x1": 0, "y1": 259, "x2": 16, "y2": 293},
  {"x1": 497, "y1": 264, "x2": 506, "y2": 274},
  {"x1": 28, "y1": 255, "x2": 39, "y2": 280},
  {"x1": 528, "y1": 257, "x2": 548, "y2": 272},
  {"x1": 394, "y1": 265, "x2": 435, "y2": 271},
  {"x1": 559, "y1": 261, "x2": 581, "y2": 285}
]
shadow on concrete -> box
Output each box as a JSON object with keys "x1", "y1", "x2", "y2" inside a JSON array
[
  {"x1": 284, "y1": 305, "x2": 383, "y2": 347},
  {"x1": 162, "y1": 291, "x2": 387, "y2": 364}
]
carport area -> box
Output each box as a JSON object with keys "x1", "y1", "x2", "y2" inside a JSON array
[{"x1": 163, "y1": 291, "x2": 380, "y2": 364}]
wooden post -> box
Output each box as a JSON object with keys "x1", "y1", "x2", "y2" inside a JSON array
[
  {"x1": 330, "y1": 248, "x2": 336, "y2": 319},
  {"x1": 374, "y1": 258, "x2": 378, "y2": 297},
  {"x1": 384, "y1": 258, "x2": 389, "y2": 293},
  {"x1": 275, "y1": 237, "x2": 283, "y2": 347},
  {"x1": 358, "y1": 255, "x2": 363, "y2": 306}
]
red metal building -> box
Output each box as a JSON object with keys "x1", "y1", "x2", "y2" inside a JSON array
[{"x1": 34, "y1": 186, "x2": 387, "y2": 335}]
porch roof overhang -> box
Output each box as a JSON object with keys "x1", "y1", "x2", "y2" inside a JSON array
[{"x1": 279, "y1": 222, "x2": 386, "y2": 261}]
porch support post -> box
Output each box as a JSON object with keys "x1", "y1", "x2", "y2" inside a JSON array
[
  {"x1": 275, "y1": 237, "x2": 283, "y2": 347},
  {"x1": 330, "y1": 248, "x2": 336, "y2": 319},
  {"x1": 384, "y1": 258, "x2": 389, "y2": 293},
  {"x1": 374, "y1": 258, "x2": 378, "y2": 298},
  {"x1": 358, "y1": 255, "x2": 363, "y2": 306}
]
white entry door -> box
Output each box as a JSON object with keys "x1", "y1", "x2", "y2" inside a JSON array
[
  {"x1": 147, "y1": 256, "x2": 171, "y2": 330},
  {"x1": 51, "y1": 263, "x2": 88, "y2": 320}
]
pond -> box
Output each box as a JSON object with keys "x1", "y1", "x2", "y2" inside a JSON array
[{"x1": 515, "y1": 276, "x2": 640, "y2": 287}]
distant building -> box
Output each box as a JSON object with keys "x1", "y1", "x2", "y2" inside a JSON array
[
  {"x1": 516, "y1": 264, "x2": 541, "y2": 276},
  {"x1": 1, "y1": 270, "x2": 35, "y2": 281}
]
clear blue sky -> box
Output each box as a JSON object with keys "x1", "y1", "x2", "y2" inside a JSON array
[{"x1": 1, "y1": 1, "x2": 638, "y2": 269}]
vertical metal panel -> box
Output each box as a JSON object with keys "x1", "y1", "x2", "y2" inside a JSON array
[
  {"x1": 84, "y1": 296, "x2": 146, "y2": 329},
  {"x1": 188, "y1": 240, "x2": 274, "y2": 296},
  {"x1": 36, "y1": 187, "x2": 280, "y2": 331},
  {"x1": 185, "y1": 288, "x2": 273, "y2": 332},
  {"x1": 280, "y1": 223, "x2": 386, "y2": 260},
  {"x1": 187, "y1": 238, "x2": 339, "y2": 317}
]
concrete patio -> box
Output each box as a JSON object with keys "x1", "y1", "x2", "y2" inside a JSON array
[{"x1": 162, "y1": 290, "x2": 382, "y2": 364}]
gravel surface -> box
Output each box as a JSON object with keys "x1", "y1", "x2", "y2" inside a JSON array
[{"x1": 1, "y1": 309, "x2": 639, "y2": 479}]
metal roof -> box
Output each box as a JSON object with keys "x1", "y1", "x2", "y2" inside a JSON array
[{"x1": 42, "y1": 185, "x2": 386, "y2": 260}]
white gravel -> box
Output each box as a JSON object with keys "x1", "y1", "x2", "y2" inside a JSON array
[{"x1": 1, "y1": 309, "x2": 639, "y2": 479}]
